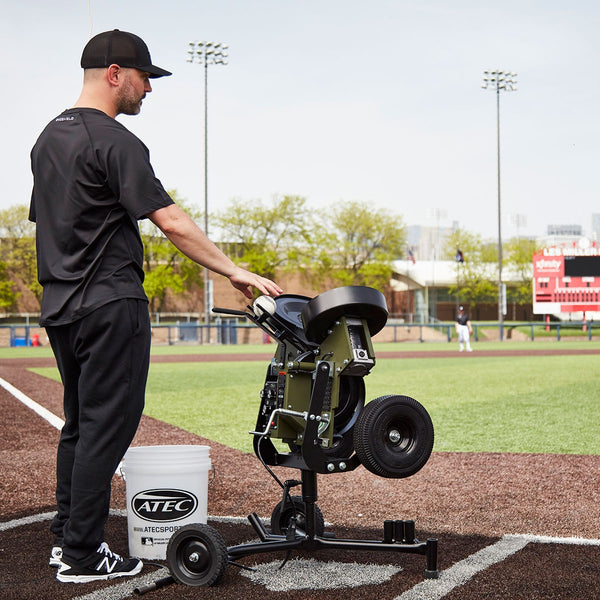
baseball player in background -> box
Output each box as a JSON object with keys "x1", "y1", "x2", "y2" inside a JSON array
[{"x1": 455, "y1": 305, "x2": 473, "y2": 352}]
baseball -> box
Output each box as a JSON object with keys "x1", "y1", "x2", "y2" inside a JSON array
[{"x1": 253, "y1": 295, "x2": 277, "y2": 317}]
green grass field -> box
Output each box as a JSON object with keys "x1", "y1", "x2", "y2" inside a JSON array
[{"x1": 23, "y1": 341, "x2": 600, "y2": 456}]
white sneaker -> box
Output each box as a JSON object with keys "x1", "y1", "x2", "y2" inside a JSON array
[{"x1": 56, "y1": 542, "x2": 143, "y2": 583}]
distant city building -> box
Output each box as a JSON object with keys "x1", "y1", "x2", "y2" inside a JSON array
[
  {"x1": 406, "y1": 225, "x2": 451, "y2": 261},
  {"x1": 592, "y1": 213, "x2": 600, "y2": 241},
  {"x1": 546, "y1": 224, "x2": 582, "y2": 236},
  {"x1": 399, "y1": 215, "x2": 600, "y2": 322},
  {"x1": 540, "y1": 224, "x2": 584, "y2": 250}
]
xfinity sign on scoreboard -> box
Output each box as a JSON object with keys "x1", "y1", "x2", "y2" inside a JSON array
[{"x1": 533, "y1": 241, "x2": 600, "y2": 315}]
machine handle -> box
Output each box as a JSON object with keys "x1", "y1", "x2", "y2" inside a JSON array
[{"x1": 212, "y1": 306, "x2": 249, "y2": 317}]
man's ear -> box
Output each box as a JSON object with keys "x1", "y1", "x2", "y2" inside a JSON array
[{"x1": 107, "y1": 64, "x2": 121, "y2": 87}]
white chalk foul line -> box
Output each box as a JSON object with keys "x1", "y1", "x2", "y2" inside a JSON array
[
  {"x1": 394, "y1": 535, "x2": 530, "y2": 600},
  {"x1": 71, "y1": 568, "x2": 172, "y2": 600},
  {"x1": 0, "y1": 375, "x2": 64, "y2": 430},
  {"x1": 0, "y1": 377, "x2": 129, "y2": 474},
  {"x1": 394, "y1": 532, "x2": 600, "y2": 600},
  {"x1": 507, "y1": 533, "x2": 600, "y2": 546},
  {"x1": 0, "y1": 509, "x2": 127, "y2": 532}
]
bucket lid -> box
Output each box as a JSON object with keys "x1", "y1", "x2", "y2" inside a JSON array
[{"x1": 123, "y1": 445, "x2": 210, "y2": 464}]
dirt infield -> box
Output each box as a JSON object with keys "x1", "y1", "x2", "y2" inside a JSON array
[{"x1": 1, "y1": 351, "x2": 600, "y2": 599}]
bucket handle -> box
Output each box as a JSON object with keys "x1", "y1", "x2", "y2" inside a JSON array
[{"x1": 116, "y1": 459, "x2": 215, "y2": 484}]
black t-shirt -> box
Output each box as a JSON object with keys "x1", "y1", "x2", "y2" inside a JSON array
[
  {"x1": 456, "y1": 312, "x2": 469, "y2": 326},
  {"x1": 29, "y1": 108, "x2": 174, "y2": 326}
]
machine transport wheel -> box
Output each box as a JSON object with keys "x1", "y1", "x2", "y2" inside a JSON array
[
  {"x1": 354, "y1": 395, "x2": 434, "y2": 479},
  {"x1": 270, "y1": 495, "x2": 325, "y2": 536},
  {"x1": 166, "y1": 523, "x2": 227, "y2": 587}
]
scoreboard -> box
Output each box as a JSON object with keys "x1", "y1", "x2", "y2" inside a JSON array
[{"x1": 533, "y1": 244, "x2": 600, "y2": 314}]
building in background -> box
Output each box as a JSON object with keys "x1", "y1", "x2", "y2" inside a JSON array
[
  {"x1": 591, "y1": 214, "x2": 600, "y2": 241},
  {"x1": 399, "y1": 217, "x2": 600, "y2": 323}
]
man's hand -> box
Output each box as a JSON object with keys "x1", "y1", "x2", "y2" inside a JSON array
[{"x1": 228, "y1": 266, "x2": 283, "y2": 299}]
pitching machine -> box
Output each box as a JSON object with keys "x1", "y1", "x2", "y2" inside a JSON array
[{"x1": 164, "y1": 285, "x2": 438, "y2": 588}]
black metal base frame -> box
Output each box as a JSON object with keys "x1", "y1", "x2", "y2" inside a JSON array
[{"x1": 227, "y1": 470, "x2": 439, "y2": 580}]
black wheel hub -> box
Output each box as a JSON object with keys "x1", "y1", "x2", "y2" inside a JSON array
[
  {"x1": 386, "y1": 422, "x2": 413, "y2": 451},
  {"x1": 180, "y1": 540, "x2": 211, "y2": 575}
]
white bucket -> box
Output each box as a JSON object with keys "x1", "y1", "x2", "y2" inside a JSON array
[{"x1": 122, "y1": 445, "x2": 211, "y2": 560}]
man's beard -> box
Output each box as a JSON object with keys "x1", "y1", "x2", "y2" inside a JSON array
[{"x1": 116, "y1": 82, "x2": 143, "y2": 116}]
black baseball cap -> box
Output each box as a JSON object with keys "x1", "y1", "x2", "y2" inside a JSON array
[{"x1": 81, "y1": 29, "x2": 172, "y2": 78}]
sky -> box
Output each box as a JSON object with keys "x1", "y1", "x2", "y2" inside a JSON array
[{"x1": 2, "y1": 0, "x2": 599, "y2": 241}]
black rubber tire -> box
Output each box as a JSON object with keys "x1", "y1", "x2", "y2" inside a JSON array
[
  {"x1": 270, "y1": 495, "x2": 325, "y2": 536},
  {"x1": 353, "y1": 395, "x2": 434, "y2": 479},
  {"x1": 166, "y1": 523, "x2": 227, "y2": 587}
]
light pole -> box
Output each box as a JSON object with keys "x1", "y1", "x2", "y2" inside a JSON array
[
  {"x1": 510, "y1": 213, "x2": 527, "y2": 239},
  {"x1": 482, "y1": 70, "x2": 517, "y2": 341},
  {"x1": 427, "y1": 207, "x2": 446, "y2": 320},
  {"x1": 187, "y1": 41, "x2": 228, "y2": 333}
]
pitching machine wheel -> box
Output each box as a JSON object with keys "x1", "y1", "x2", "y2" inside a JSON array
[
  {"x1": 270, "y1": 495, "x2": 325, "y2": 536},
  {"x1": 166, "y1": 523, "x2": 227, "y2": 587},
  {"x1": 301, "y1": 286, "x2": 388, "y2": 343},
  {"x1": 287, "y1": 375, "x2": 365, "y2": 459},
  {"x1": 354, "y1": 395, "x2": 434, "y2": 479}
]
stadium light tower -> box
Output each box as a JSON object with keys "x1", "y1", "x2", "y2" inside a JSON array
[
  {"x1": 482, "y1": 70, "x2": 517, "y2": 341},
  {"x1": 187, "y1": 41, "x2": 228, "y2": 330}
]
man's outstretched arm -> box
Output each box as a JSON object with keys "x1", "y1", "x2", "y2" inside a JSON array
[{"x1": 147, "y1": 204, "x2": 282, "y2": 299}]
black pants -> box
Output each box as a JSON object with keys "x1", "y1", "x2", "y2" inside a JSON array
[{"x1": 46, "y1": 299, "x2": 151, "y2": 561}]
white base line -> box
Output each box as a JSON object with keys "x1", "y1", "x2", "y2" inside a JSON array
[
  {"x1": 395, "y1": 532, "x2": 600, "y2": 600},
  {"x1": 72, "y1": 567, "x2": 172, "y2": 600},
  {"x1": 0, "y1": 510, "x2": 256, "y2": 532},
  {"x1": 0, "y1": 376, "x2": 64, "y2": 430},
  {"x1": 506, "y1": 533, "x2": 600, "y2": 546},
  {"x1": 0, "y1": 376, "x2": 126, "y2": 474},
  {"x1": 394, "y1": 536, "x2": 529, "y2": 600}
]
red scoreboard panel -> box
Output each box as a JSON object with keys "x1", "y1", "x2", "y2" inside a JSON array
[{"x1": 533, "y1": 244, "x2": 600, "y2": 314}]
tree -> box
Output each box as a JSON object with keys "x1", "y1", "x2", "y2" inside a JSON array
[
  {"x1": 140, "y1": 190, "x2": 204, "y2": 312},
  {"x1": 213, "y1": 195, "x2": 313, "y2": 284},
  {"x1": 443, "y1": 228, "x2": 497, "y2": 309},
  {"x1": 215, "y1": 197, "x2": 406, "y2": 294},
  {"x1": 504, "y1": 237, "x2": 539, "y2": 318},
  {"x1": 310, "y1": 201, "x2": 406, "y2": 291},
  {"x1": 0, "y1": 259, "x2": 19, "y2": 310},
  {"x1": 0, "y1": 204, "x2": 41, "y2": 303}
]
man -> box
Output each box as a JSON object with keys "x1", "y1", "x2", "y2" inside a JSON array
[
  {"x1": 455, "y1": 305, "x2": 473, "y2": 352},
  {"x1": 29, "y1": 29, "x2": 282, "y2": 584}
]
